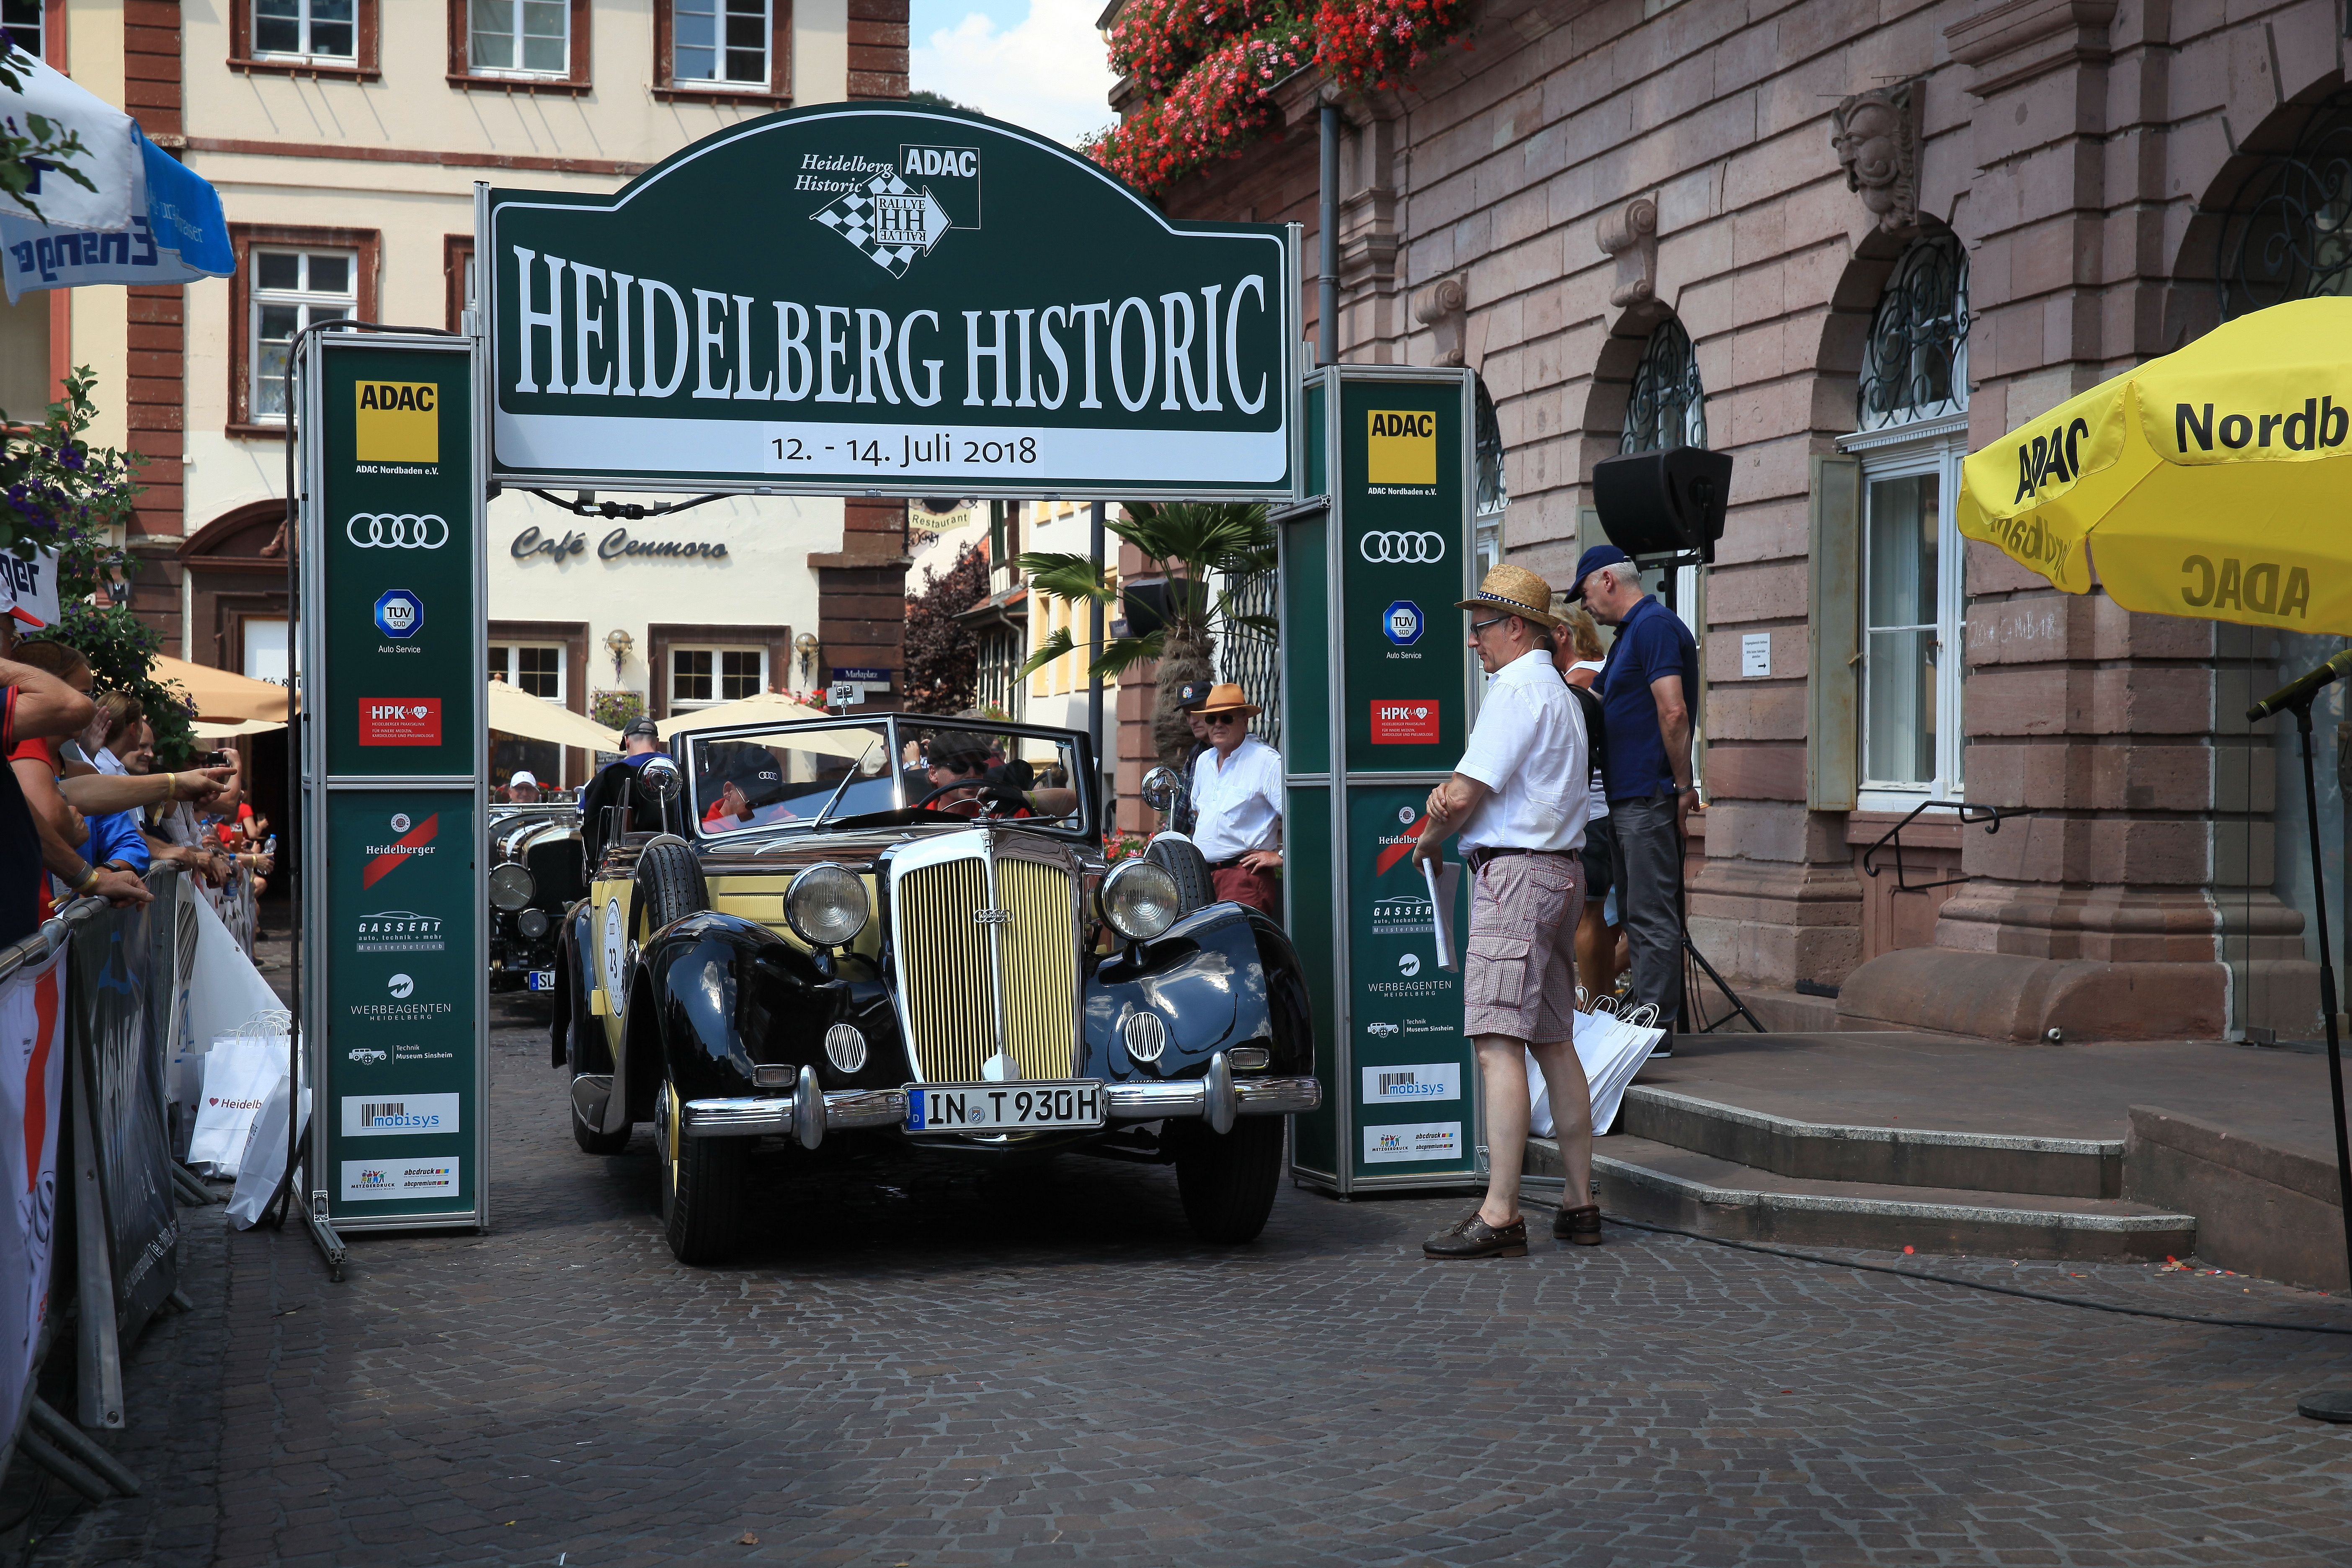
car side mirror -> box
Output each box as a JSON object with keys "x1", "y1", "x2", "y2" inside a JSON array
[
  {"x1": 1140, "y1": 765, "x2": 1181, "y2": 817},
  {"x1": 640, "y1": 754, "x2": 683, "y2": 805}
]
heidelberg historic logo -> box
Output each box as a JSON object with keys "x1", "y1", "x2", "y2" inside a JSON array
[{"x1": 805, "y1": 144, "x2": 982, "y2": 279}]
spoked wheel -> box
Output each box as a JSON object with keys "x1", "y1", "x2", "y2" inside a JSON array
[
  {"x1": 1176, "y1": 1117, "x2": 1285, "y2": 1244},
  {"x1": 656, "y1": 1079, "x2": 742, "y2": 1265}
]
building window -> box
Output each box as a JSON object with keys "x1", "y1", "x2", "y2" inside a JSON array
[
  {"x1": 2, "y1": 0, "x2": 44, "y2": 59},
  {"x1": 1858, "y1": 232, "x2": 1968, "y2": 431},
  {"x1": 655, "y1": 0, "x2": 791, "y2": 101},
  {"x1": 671, "y1": 647, "x2": 764, "y2": 709},
  {"x1": 253, "y1": 0, "x2": 356, "y2": 60},
  {"x1": 444, "y1": 235, "x2": 477, "y2": 333},
  {"x1": 1620, "y1": 317, "x2": 1705, "y2": 454},
  {"x1": 1846, "y1": 237, "x2": 1970, "y2": 807},
  {"x1": 492, "y1": 643, "x2": 566, "y2": 703},
  {"x1": 244, "y1": 619, "x2": 291, "y2": 685},
  {"x1": 2213, "y1": 83, "x2": 2352, "y2": 320},
  {"x1": 249, "y1": 248, "x2": 356, "y2": 423},
  {"x1": 469, "y1": 0, "x2": 566, "y2": 72}
]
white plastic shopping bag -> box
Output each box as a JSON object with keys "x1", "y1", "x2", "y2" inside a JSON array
[
  {"x1": 186, "y1": 1034, "x2": 283, "y2": 1176},
  {"x1": 227, "y1": 1072, "x2": 308, "y2": 1230},
  {"x1": 1527, "y1": 1005, "x2": 1667, "y2": 1138}
]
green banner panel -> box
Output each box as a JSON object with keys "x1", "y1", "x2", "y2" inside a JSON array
[
  {"x1": 1280, "y1": 508, "x2": 1330, "y2": 777},
  {"x1": 322, "y1": 789, "x2": 480, "y2": 1220},
  {"x1": 484, "y1": 105, "x2": 1297, "y2": 499},
  {"x1": 1338, "y1": 378, "x2": 1467, "y2": 774},
  {"x1": 318, "y1": 343, "x2": 480, "y2": 779},
  {"x1": 1342, "y1": 782, "x2": 1475, "y2": 1183},
  {"x1": 1284, "y1": 785, "x2": 1337, "y2": 1180}
]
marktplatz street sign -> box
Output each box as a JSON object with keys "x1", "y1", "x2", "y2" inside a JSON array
[{"x1": 480, "y1": 105, "x2": 1300, "y2": 500}]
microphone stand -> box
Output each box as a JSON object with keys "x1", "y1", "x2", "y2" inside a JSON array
[{"x1": 2251, "y1": 678, "x2": 2352, "y2": 1421}]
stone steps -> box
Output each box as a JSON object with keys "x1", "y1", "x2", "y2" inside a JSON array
[{"x1": 1525, "y1": 1083, "x2": 2197, "y2": 1262}]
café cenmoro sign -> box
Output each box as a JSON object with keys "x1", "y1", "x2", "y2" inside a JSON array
[
  {"x1": 510, "y1": 524, "x2": 730, "y2": 562},
  {"x1": 480, "y1": 105, "x2": 1300, "y2": 500}
]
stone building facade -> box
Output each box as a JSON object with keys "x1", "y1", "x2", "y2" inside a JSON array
[{"x1": 1138, "y1": 0, "x2": 2352, "y2": 1040}]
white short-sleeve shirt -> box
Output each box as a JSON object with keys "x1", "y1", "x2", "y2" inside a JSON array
[
  {"x1": 1189, "y1": 733, "x2": 1284, "y2": 863},
  {"x1": 1453, "y1": 649, "x2": 1590, "y2": 854}
]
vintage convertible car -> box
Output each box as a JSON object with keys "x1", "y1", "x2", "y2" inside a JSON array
[
  {"x1": 487, "y1": 804, "x2": 588, "y2": 999},
  {"x1": 549, "y1": 713, "x2": 1321, "y2": 1264}
]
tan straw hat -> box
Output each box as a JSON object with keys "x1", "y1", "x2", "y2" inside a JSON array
[
  {"x1": 1455, "y1": 562, "x2": 1564, "y2": 629},
  {"x1": 1191, "y1": 681, "x2": 1263, "y2": 719}
]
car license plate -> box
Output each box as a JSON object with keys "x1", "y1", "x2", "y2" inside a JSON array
[
  {"x1": 525, "y1": 970, "x2": 556, "y2": 992},
  {"x1": 903, "y1": 1081, "x2": 1104, "y2": 1132}
]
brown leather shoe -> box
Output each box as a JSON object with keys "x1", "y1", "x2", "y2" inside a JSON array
[
  {"x1": 1423, "y1": 1212, "x2": 1529, "y2": 1259},
  {"x1": 1553, "y1": 1204, "x2": 1604, "y2": 1246}
]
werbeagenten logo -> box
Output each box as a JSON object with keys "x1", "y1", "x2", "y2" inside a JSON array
[{"x1": 354, "y1": 381, "x2": 441, "y2": 462}]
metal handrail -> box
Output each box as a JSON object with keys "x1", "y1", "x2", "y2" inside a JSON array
[{"x1": 1860, "y1": 799, "x2": 2032, "y2": 894}]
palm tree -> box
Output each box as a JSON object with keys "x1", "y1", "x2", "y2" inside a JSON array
[{"x1": 1018, "y1": 501, "x2": 1276, "y2": 766}]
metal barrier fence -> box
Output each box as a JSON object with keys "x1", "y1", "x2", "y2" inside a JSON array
[{"x1": 0, "y1": 863, "x2": 258, "y2": 1511}]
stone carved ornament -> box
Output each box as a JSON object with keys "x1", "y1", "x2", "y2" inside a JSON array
[
  {"x1": 1597, "y1": 197, "x2": 1658, "y2": 309},
  {"x1": 1830, "y1": 82, "x2": 1920, "y2": 235},
  {"x1": 1413, "y1": 275, "x2": 1468, "y2": 366}
]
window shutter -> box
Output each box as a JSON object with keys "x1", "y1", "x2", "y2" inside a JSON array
[{"x1": 1807, "y1": 454, "x2": 1860, "y2": 811}]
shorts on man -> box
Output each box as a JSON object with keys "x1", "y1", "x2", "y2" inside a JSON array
[{"x1": 1464, "y1": 853, "x2": 1588, "y2": 1043}]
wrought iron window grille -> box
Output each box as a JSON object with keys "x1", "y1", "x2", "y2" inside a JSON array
[
  {"x1": 1857, "y1": 232, "x2": 1970, "y2": 431},
  {"x1": 1621, "y1": 317, "x2": 1707, "y2": 452},
  {"x1": 2213, "y1": 84, "x2": 2352, "y2": 320}
]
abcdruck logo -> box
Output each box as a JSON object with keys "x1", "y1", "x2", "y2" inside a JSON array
[
  {"x1": 1364, "y1": 1120, "x2": 1462, "y2": 1163},
  {"x1": 342, "y1": 1158, "x2": 463, "y2": 1201}
]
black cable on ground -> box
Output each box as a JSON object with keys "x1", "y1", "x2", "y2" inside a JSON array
[{"x1": 1562, "y1": 1207, "x2": 2352, "y2": 1336}]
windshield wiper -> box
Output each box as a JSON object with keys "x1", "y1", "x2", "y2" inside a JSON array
[{"x1": 807, "y1": 737, "x2": 885, "y2": 830}]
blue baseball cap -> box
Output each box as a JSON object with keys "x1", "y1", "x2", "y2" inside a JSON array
[{"x1": 1568, "y1": 543, "x2": 1630, "y2": 600}]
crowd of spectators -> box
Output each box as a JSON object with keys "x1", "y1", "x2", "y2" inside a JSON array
[{"x1": 0, "y1": 618, "x2": 273, "y2": 948}]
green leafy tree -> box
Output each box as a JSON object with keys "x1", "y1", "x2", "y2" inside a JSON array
[
  {"x1": 2, "y1": 368, "x2": 200, "y2": 763},
  {"x1": 1018, "y1": 502, "x2": 1274, "y2": 766},
  {"x1": 0, "y1": 42, "x2": 98, "y2": 224}
]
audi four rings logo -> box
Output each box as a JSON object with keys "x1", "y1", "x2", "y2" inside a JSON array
[
  {"x1": 346, "y1": 513, "x2": 451, "y2": 549},
  {"x1": 1359, "y1": 531, "x2": 1446, "y2": 563}
]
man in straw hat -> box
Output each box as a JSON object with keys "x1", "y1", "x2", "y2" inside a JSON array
[
  {"x1": 1412, "y1": 565, "x2": 1602, "y2": 1257},
  {"x1": 1187, "y1": 682, "x2": 1284, "y2": 917}
]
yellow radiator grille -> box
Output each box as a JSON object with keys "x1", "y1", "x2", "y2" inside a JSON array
[
  {"x1": 895, "y1": 854, "x2": 1078, "y2": 1082},
  {"x1": 995, "y1": 856, "x2": 1079, "y2": 1078}
]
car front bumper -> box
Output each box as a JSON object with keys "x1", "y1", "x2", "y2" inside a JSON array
[{"x1": 682, "y1": 1052, "x2": 1322, "y2": 1148}]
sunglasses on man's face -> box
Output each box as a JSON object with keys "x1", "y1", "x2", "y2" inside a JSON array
[{"x1": 1206, "y1": 714, "x2": 1243, "y2": 727}]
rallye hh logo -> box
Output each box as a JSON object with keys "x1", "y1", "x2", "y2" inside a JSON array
[
  {"x1": 1366, "y1": 410, "x2": 1436, "y2": 485},
  {"x1": 355, "y1": 381, "x2": 441, "y2": 462},
  {"x1": 359, "y1": 699, "x2": 441, "y2": 747}
]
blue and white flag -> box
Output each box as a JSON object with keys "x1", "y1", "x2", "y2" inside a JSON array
[
  {"x1": 0, "y1": 45, "x2": 136, "y2": 232},
  {"x1": 0, "y1": 124, "x2": 232, "y2": 302}
]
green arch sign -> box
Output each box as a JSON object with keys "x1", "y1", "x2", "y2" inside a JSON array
[{"x1": 480, "y1": 104, "x2": 1300, "y2": 501}]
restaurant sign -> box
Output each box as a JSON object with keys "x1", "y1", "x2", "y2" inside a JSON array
[{"x1": 480, "y1": 105, "x2": 1300, "y2": 501}]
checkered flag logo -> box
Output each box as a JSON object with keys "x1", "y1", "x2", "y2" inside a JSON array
[{"x1": 811, "y1": 173, "x2": 953, "y2": 278}]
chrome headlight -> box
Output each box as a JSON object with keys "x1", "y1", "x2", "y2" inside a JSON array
[
  {"x1": 1101, "y1": 859, "x2": 1179, "y2": 942},
  {"x1": 785, "y1": 863, "x2": 869, "y2": 947},
  {"x1": 488, "y1": 862, "x2": 535, "y2": 912},
  {"x1": 517, "y1": 908, "x2": 551, "y2": 940}
]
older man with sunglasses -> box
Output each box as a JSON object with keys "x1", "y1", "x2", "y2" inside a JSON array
[
  {"x1": 1411, "y1": 565, "x2": 1601, "y2": 1258},
  {"x1": 1186, "y1": 683, "x2": 1284, "y2": 917}
]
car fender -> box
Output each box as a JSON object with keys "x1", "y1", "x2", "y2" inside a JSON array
[
  {"x1": 1083, "y1": 903, "x2": 1314, "y2": 1081},
  {"x1": 635, "y1": 910, "x2": 845, "y2": 1109}
]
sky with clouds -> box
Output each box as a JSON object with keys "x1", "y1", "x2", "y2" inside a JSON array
[{"x1": 909, "y1": 0, "x2": 1119, "y2": 148}]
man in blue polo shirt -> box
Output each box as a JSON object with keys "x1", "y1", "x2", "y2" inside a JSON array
[{"x1": 1572, "y1": 544, "x2": 1698, "y2": 1042}]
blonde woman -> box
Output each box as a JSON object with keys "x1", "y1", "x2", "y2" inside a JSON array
[{"x1": 1555, "y1": 608, "x2": 1626, "y2": 1004}]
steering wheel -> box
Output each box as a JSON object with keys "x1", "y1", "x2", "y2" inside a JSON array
[{"x1": 912, "y1": 776, "x2": 1011, "y2": 814}]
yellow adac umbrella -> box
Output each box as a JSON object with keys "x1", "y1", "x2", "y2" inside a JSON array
[{"x1": 1959, "y1": 297, "x2": 2352, "y2": 632}]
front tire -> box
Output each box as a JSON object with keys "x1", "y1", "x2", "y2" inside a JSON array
[
  {"x1": 657, "y1": 1081, "x2": 741, "y2": 1265},
  {"x1": 1176, "y1": 1117, "x2": 1284, "y2": 1243}
]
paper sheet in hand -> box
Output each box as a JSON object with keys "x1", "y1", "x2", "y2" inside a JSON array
[{"x1": 1424, "y1": 860, "x2": 1461, "y2": 971}]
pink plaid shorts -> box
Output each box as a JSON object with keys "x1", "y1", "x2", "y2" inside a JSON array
[{"x1": 1462, "y1": 851, "x2": 1587, "y2": 1044}]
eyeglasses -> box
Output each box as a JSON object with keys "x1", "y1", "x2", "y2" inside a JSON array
[
  {"x1": 1205, "y1": 714, "x2": 1243, "y2": 727},
  {"x1": 1470, "y1": 615, "x2": 1511, "y2": 636}
]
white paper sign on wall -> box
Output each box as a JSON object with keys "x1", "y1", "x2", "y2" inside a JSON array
[{"x1": 1741, "y1": 632, "x2": 1770, "y2": 678}]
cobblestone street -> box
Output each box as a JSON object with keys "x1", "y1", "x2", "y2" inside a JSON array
[{"x1": 21, "y1": 1005, "x2": 2352, "y2": 1566}]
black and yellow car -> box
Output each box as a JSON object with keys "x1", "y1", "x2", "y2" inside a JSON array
[{"x1": 549, "y1": 712, "x2": 1320, "y2": 1264}]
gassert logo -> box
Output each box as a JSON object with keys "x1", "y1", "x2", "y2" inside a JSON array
[{"x1": 356, "y1": 910, "x2": 445, "y2": 954}]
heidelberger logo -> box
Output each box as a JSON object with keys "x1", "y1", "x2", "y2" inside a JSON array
[{"x1": 362, "y1": 814, "x2": 439, "y2": 890}]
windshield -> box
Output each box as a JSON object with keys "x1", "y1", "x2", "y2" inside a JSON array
[{"x1": 681, "y1": 717, "x2": 1094, "y2": 840}]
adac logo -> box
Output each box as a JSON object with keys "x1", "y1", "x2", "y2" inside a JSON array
[
  {"x1": 353, "y1": 381, "x2": 440, "y2": 463},
  {"x1": 2011, "y1": 413, "x2": 2093, "y2": 504},
  {"x1": 2179, "y1": 554, "x2": 2313, "y2": 620},
  {"x1": 1366, "y1": 409, "x2": 1436, "y2": 486}
]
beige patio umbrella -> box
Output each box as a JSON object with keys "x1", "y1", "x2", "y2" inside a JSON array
[
  {"x1": 151, "y1": 655, "x2": 291, "y2": 722},
  {"x1": 191, "y1": 717, "x2": 286, "y2": 739},
  {"x1": 485, "y1": 678, "x2": 622, "y2": 751},
  {"x1": 656, "y1": 689, "x2": 885, "y2": 765}
]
